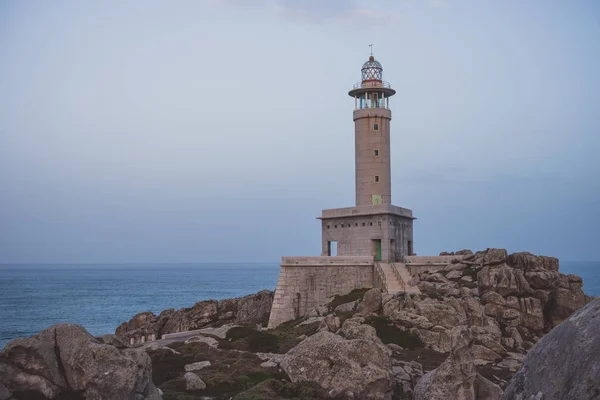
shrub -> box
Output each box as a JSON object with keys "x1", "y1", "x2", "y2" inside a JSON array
[{"x1": 222, "y1": 326, "x2": 279, "y2": 353}]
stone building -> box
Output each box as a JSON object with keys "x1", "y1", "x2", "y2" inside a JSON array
[
  {"x1": 268, "y1": 54, "x2": 425, "y2": 328},
  {"x1": 320, "y1": 55, "x2": 415, "y2": 263}
]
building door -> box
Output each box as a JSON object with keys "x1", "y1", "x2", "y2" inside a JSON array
[
  {"x1": 328, "y1": 241, "x2": 337, "y2": 256},
  {"x1": 375, "y1": 240, "x2": 382, "y2": 261}
]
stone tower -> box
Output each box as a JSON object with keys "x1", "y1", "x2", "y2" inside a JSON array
[
  {"x1": 267, "y1": 52, "x2": 418, "y2": 329},
  {"x1": 319, "y1": 54, "x2": 416, "y2": 262},
  {"x1": 349, "y1": 55, "x2": 396, "y2": 207}
]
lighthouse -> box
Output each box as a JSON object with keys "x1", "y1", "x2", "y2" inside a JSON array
[
  {"x1": 319, "y1": 53, "x2": 415, "y2": 262},
  {"x1": 349, "y1": 55, "x2": 396, "y2": 207},
  {"x1": 267, "y1": 51, "x2": 418, "y2": 329}
]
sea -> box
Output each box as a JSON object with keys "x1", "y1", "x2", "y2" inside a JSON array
[{"x1": 0, "y1": 261, "x2": 598, "y2": 350}]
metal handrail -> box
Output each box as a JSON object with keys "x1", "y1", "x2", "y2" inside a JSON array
[
  {"x1": 352, "y1": 80, "x2": 392, "y2": 89},
  {"x1": 374, "y1": 261, "x2": 387, "y2": 294},
  {"x1": 391, "y1": 263, "x2": 406, "y2": 292}
]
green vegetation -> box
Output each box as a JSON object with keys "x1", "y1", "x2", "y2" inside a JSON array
[
  {"x1": 364, "y1": 315, "x2": 423, "y2": 349},
  {"x1": 233, "y1": 379, "x2": 329, "y2": 400},
  {"x1": 148, "y1": 341, "x2": 289, "y2": 399},
  {"x1": 218, "y1": 321, "x2": 321, "y2": 354},
  {"x1": 220, "y1": 326, "x2": 280, "y2": 353}
]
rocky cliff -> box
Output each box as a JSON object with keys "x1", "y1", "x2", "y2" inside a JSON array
[
  {"x1": 0, "y1": 324, "x2": 161, "y2": 400},
  {"x1": 115, "y1": 290, "x2": 273, "y2": 343},
  {"x1": 1, "y1": 248, "x2": 593, "y2": 400}
]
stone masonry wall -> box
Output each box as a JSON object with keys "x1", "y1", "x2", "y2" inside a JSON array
[
  {"x1": 321, "y1": 214, "x2": 413, "y2": 261},
  {"x1": 267, "y1": 264, "x2": 374, "y2": 328}
]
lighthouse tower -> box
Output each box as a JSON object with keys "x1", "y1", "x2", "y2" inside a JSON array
[
  {"x1": 267, "y1": 51, "x2": 418, "y2": 329},
  {"x1": 349, "y1": 55, "x2": 396, "y2": 207},
  {"x1": 318, "y1": 53, "x2": 415, "y2": 262}
]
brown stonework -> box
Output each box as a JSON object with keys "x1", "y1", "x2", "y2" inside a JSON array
[{"x1": 267, "y1": 258, "x2": 374, "y2": 328}]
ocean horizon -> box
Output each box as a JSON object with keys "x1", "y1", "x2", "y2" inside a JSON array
[{"x1": 1, "y1": 260, "x2": 598, "y2": 350}]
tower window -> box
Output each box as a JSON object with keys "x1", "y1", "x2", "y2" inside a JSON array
[
  {"x1": 374, "y1": 149, "x2": 379, "y2": 157},
  {"x1": 375, "y1": 175, "x2": 380, "y2": 183},
  {"x1": 373, "y1": 123, "x2": 379, "y2": 131}
]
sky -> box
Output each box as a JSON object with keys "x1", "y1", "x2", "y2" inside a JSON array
[{"x1": 0, "y1": 0, "x2": 599, "y2": 263}]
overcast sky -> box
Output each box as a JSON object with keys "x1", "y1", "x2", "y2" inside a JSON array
[{"x1": 1, "y1": 0, "x2": 599, "y2": 263}]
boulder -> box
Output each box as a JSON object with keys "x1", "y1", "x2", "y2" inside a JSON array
[
  {"x1": 339, "y1": 317, "x2": 381, "y2": 343},
  {"x1": 463, "y1": 248, "x2": 507, "y2": 266},
  {"x1": 161, "y1": 300, "x2": 219, "y2": 333},
  {"x1": 0, "y1": 323, "x2": 161, "y2": 400},
  {"x1": 281, "y1": 331, "x2": 393, "y2": 399},
  {"x1": 413, "y1": 326, "x2": 502, "y2": 400},
  {"x1": 115, "y1": 290, "x2": 273, "y2": 340},
  {"x1": 184, "y1": 360, "x2": 211, "y2": 372},
  {"x1": 97, "y1": 334, "x2": 130, "y2": 349},
  {"x1": 356, "y1": 288, "x2": 383, "y2": 316},
  {"x1": 233, "y1": 289, "x2": 274, "y2": 325},
  {"x1": 507, "y1": 252, "x2": 558, "y2": 272},
  {"x1": 415, "y1": 298, "x2": 467, "y2": 328},
  {"x1": 502, "y1": 298, "x2": 600, "y2": 400},
  {"x1": 334, "y1": 301, "x2": 358, "y2": 317},
  {"x1": 393, "y1": 360, "x2": 424, "y2": 397},
  {"x1": 184, "y1": 372, "x2": 206, "y2": 391},
  {"x1": 184, "y1": 335, "x2": 219, "y2": 347},
  {"x1": 319, "y1": 314, "x2": 341, "y2": 332}
]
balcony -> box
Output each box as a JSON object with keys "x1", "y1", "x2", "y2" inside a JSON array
[{"x1": 353, "y1": 80, "x2": 392, "y2": 89}]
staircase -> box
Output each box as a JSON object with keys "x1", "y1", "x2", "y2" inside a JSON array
[{"x1": 378, "y1": 262, "x2": 421, "y2": 295}]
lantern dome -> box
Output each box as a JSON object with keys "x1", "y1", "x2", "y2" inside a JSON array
[{"x1": 361, "y1": 55, "x2": 383, "y2": 82}]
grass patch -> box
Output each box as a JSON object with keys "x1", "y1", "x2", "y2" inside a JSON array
[
  {"x1": 327, "y1": 288, "x2": 370, "y2": 313},
  {"x1": 219, "y1": 321, "x2": 321, "y2": 354},
  {"x1": 364, "y1": 315, "x2": 423, "y2": 349},
  {"x1": 149, "y1": 341, "x2": 289, "y2": 399},
  {"x1": 220, "y1": 327, "x2": 280, "y2": 353},
  {"x1": 233, "y1": 378, "x2": 329, "y2": 400}
]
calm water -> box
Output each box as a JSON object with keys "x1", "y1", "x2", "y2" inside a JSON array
[
  {"x1": 0, "y1": 263, "x2": 280, "y2": 349},
  {"x1": 0, "y1": 261, "x2": 598, "y2": 349}
]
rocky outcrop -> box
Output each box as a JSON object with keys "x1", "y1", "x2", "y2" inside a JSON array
[
  {"x1": 502, "y1": 298, "x2": 600, "y2": 400},
  {"x1": 116, "y1": 290, "x2": 273, "y2": 343},
  {"x1": 280, "y1": 331, "x2": 394, "y2": 399},
  {"x1": 381, "y1": 249, "x2": 586, "y2": 369},
  {"x1": 414, "y1": 326, "x2": 502, "y2": 400},
  {"x1": 0, "y1": 323, "x2": 161, "y2": 400},
  {"x1": 357, "y1": 287, "x2": 383, "y2": 316}
]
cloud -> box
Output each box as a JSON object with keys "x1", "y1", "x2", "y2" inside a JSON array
[
  {"x1": 273, "y1": 0, "x2": 399, "y2": 24},
  {"x1": 207, "y1": 0, "x2": 399, "y2": 24}
]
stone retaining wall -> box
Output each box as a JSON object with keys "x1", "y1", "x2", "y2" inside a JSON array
[{"x1": 267, "y1": 258, "x2": 374, "y2": 328}]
